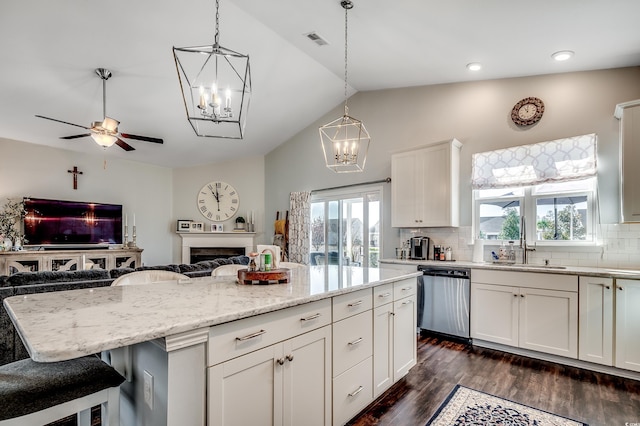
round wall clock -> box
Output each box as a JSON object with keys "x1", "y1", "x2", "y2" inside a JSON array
[
  {"x1": 197, "y1": 181, "x2": 239, "y2": 222},
  {"x1": 511, "y1": 97, "x2": 544, "y2": 126}
]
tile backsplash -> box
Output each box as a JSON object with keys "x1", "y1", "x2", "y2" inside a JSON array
[{"x1": 398, "y1": 223, "x2": 640, "y2": 270}]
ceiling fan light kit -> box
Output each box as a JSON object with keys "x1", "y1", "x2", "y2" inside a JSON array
[
  {"x1": 35, "y1": 67, "x2": 164, "y2": 151},
  {"x1": 173, "y1": 0, "x2": 251, "y2": 139},
  {"x1": 319, "y1": 0, "x2": 370, "y2": 173}
]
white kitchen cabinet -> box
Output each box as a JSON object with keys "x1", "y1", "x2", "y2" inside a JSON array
[
  {"x1": 372, "y1": 279, "x2": 417, "y2": 398},
  {"x1": 615, "y1": 100, "x2": 640, "y2": 222},
  {"x1": 208, "y1": 326, "x2": 332, "y2": 426},
  {"x1": 391, "y1": 139, "x2": 461, "y2": 227},
  {"x1": 470, "y1": 270, "x2": 578, "y2": 358},
  {"x1": 578, "y1": 276, "x2": 614, "y2": 366},
  {"x1": 615, "y1": 279, "x2": 640, "y2": 372},
  {"x1": 471, "y1": 282, "x2": 519, "y2": 347}
]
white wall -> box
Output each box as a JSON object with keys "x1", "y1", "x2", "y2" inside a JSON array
[
  {"x1": 0, "y1": 137, "x2": 173, "y2": 266},
  {"x1": 264, "y1": 67, "x2": 640, "y2": 260}
]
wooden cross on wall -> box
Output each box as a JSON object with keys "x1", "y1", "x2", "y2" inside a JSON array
[{"x1": 67, "y1": 166, "x2": 83, "y2": 190}]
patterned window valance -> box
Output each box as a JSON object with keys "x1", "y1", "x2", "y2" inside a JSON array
[{"x1": 471, "y1": 133, "x2": 597, "y2": 189}]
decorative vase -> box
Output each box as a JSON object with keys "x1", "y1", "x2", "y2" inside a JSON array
[{"x1": 3, "y1": 238, "x2": 12, "y2": 251}]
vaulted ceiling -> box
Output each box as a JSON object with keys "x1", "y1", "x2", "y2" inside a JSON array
[{"x1": 1, "y1": 0, "x2": 639, "y2": 167}]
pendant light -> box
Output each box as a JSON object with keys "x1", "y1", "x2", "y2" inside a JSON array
[
  {"x1": 319, "y1": 0, "x2": 370, "y2": 173},
  {"x1": 173, "y1": 0, "x2": 251, "y2": 139}
]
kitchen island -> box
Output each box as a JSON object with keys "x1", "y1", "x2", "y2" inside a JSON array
[{"x1": 4, "y1": 265, "x2": 421, "y2": 426}]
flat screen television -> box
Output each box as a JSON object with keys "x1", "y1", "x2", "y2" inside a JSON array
[{"x1": 23, "y1": 197, "x2": 122, "y2": 248}]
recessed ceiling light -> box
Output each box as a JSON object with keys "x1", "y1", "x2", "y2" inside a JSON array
[
  {"x1": 552, "y1": 50, "x2": 574, "y2": 61},
  {"x1": 466, "y1": 62, "x2": 482, "y2": 71}
]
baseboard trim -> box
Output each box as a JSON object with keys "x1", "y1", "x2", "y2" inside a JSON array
[{"x1": 472, "y1": 339, "x2": 640, "y2": 382}]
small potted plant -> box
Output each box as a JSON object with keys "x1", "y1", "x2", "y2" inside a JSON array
[
  {"x1": 0, "y1": 198, "x2": 27, "y2": 250},
  {"x1": 234, "y1": 216, "x2": 246, "y2": 231}
]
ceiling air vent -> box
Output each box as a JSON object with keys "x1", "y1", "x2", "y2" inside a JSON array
[{"x1": 305, "y1": 31, "x2": 329, "y2": 46}]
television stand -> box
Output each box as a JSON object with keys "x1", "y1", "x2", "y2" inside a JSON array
[{"x1": 0, "y1": 247, "x2": 143, "y2": 275}]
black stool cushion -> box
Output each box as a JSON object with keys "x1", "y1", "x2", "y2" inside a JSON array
[{"x1": 0, "y1": 355, "x2": 125, "y2": 421}]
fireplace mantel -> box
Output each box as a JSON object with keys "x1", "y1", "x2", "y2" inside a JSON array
[{"x1": 178, "y1": 232, "x2": 255, "y2": 264}]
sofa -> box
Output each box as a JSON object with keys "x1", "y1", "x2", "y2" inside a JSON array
[{"x1": 0, "y1": 255, "x2": 249, "y2": 366}]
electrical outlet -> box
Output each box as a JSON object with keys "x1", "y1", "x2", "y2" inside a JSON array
[{"x1": 143, "y1": 370, "x2": 154, "y2": 409}]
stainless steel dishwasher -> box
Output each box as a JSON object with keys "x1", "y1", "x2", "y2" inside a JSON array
[{"x1": 417, "y1": 265, "x2": 471, "y2": 339}]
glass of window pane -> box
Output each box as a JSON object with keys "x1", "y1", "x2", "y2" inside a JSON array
[
  {"x1": 478, "y1": 200, "x2": 521, "y2": 240},
  {"x1": 535, "y1": 195, "x2": 588, "y2": 241}
]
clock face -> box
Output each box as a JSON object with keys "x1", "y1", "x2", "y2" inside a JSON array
[
  {"x1": 197, "y1": 181, "x2": 239, "y2": 222},
  {"x1": 511, "y1": 97, "x2": 544, "y2": 126}
]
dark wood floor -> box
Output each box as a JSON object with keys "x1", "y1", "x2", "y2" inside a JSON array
[{"x1": 349, "y1": 332, "x2": 640, "y2": 426}]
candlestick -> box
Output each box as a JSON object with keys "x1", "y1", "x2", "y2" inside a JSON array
[
  {"x1": 131, "y1": 225, "x2": 137, "y2": 248},
  {"x1": 133, "y1": 213, "x2": 136, "y2": 227},
  {"x1": 125, "y1": 214, "x2": 128, "y2": 228}
]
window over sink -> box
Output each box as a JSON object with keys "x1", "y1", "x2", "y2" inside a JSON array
[{"x1": 471, "y1": 134, "x2": 598, "y2": 245}]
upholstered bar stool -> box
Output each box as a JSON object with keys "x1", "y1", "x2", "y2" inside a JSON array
[{"x1": 0, "y1": 355, "x2": 125, "y2": 426}]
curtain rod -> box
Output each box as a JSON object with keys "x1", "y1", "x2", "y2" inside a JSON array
[{"x1": 311, "y1": 177, "x2": 391, "y2": 193}]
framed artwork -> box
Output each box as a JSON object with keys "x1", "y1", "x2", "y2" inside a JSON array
[
  {"x1": 211, "y1": 224, "x2": 224, "y2": 232},
  {"x1": 191, "y1": 222, "x2": 204, "y2": 232},
  {"x1": 177, "y1": 220, "x2": 192, "y2": 233}
]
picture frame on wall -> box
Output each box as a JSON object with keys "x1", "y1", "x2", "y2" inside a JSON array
[
  {"x1": 211, "y1": 224, "x2": 224, "y2": 232},
  {"x1": 177, "y1": 220, "x2": 192, "y2": 233},
  {"x1": 191, "y1": 222, "x2": 204, "y2": 232}
]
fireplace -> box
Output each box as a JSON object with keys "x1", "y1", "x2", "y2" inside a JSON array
[
  {"x1": 190, "y1": 247, "x2": 245, "y2": 263},
  {"x1": 178, "y1": 232, "x2": 255, "y2": 264}
]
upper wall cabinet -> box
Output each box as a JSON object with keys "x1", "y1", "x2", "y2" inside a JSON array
[
  {"x1": 391, "y1": 139, "x2": 461, "y2": 228},
  {"x1": 615, "y1": 100, "x2": 640, "y2": 223}
]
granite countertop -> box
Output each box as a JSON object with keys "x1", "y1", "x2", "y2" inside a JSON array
[
  {"x1": 3, "y1": 265, "x2": 421, "y2": 363},
  {"x1": 379, "y1": 258, "x2": 640, "y2": 279}
]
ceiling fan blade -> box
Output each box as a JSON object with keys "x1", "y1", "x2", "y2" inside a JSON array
[
  {"x1": 35, "y1": 115, "x2": 90, "y2": 130},
  {"x1": 60, "y1": 134, "x2": 91, "y2": 140},
  {"x1": 120, "y1": 133, "x2": 164, "y2": 144},
  {"x1": 115, "y1": 137, "x2": 135, "y2": 152}
]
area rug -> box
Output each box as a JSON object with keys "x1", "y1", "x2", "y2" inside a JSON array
[{"x1": 426, "y1": 385, "x2": 588, "y2": 426}]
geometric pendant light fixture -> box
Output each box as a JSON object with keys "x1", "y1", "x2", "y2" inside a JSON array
[
  {"x1": 173, "y1": 0, "x2": 251, "y2": 139},
  {"x1": 319, "y1": 0, "x2": 370, "y2": 173}
]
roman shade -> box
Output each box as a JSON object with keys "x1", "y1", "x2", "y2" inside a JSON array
[{"x1": 471, "y1": 133, "x2": 597, "y2": 189}]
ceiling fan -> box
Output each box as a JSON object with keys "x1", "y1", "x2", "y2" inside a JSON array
[{"x1": 35, "y1": 68, "x2": 164, "y2": 151}]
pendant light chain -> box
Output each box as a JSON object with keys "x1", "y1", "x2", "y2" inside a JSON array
[
  {"x1": 214, "y1": 0, "x2": 220, "y2": 46},
  {"x1": 342, "y1": 0, "x2": 353, "y2": 115}
]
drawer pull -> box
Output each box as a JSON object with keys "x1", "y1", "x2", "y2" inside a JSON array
[
  {"x1": 401, "y1": 286, "x2": 412, "y2": 292},
  {"x1": 401, "y1": 300, "x2": 412, "y2": 306},
  {"x1": 348, "y1": 300, "x2": 363, "y2": 308},
  {"x1": 378, "y1": 292, "x2": 392, "y2": 298},
  {"x1": 236, "y1": 329, "x2": 266, "y2": 341},
  {"x1": 276, "y1": 358, "x2": 285, "y2": 366},
  {"x1": 301, "y1": 313, "x2": 321, "y2": 322},
  {"x1": 348, "y1": 337, "x2": 363, "y2": 346},
  {"x1": 286, "y1": 354, "x2": 294, "y2": 362},
  {"x1": 348, "y1": 386, "x2": 364, "y2": 397}
]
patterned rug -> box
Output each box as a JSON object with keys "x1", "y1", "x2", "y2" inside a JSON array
[{"x1": 427, "y1": 385, "x2": 588, "y2": 426}]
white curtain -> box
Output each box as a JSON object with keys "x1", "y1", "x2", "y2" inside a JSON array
[
  {"x1": 471, "y1": 133, "x2": 597, "y2": 189},
  {"x1": 288, "y1": 191, "x2": 311, "y2": 264}
]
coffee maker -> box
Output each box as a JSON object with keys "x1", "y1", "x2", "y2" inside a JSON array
[{"x1": 410, "y1": 236, "x2": 430, "y2": 260}]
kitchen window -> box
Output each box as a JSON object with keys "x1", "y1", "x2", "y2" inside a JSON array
[
  {"x1": 310, "y1": 186, "x2": 382, "y2": 267},
  {"x1": 472, "y1": 134, "x2": 598, "y2": 245}
]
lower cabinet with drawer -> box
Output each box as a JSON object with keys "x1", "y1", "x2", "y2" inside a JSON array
[
  {"x1": 208, "y1": 299, "x2": 332, "y2": 426},
  {"x1": 373, "y1": 278, "x2": 417, "y2": 398},
  {"x1": 332, "y1": 289, "x2": 373, "y2": 426}
]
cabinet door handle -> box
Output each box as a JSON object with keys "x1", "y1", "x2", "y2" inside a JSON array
[
  {"x1": 348, "y1": 300, "x2": 363, "y2": 307},
  {"x1": 348, "y1": 337, "x2": 363, "y2": 346},
  {"x1": 513, "y1": 294, "x2": 518, "y2": 297},
  {"x1": 603, "y1": 284, "x2": 611, "y2": 290},
  {"x1": 348, "y1": 386, "x2": 364, "y2": 397},
  {"x1": 618, "y1": 286, "x2": 624, "y2": 291},
  {"x1": 378, "y1": 292, "x2": 392, "y2": 298},
  {"x1": 300, "y1": 313, "x2": 321, "y2": 322},
  {"x1": 236, "y1": 329, "x2": 266, "y2": 341},
  {"x1": 286, "y1": 354, "x2": 294, "y2": 362},
  {"x1": 276, "y1": 358, "x2": 285, "y2": 366},
  {"x1": 520, "y1": 294, "x2": 525, "y2": 298}
]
